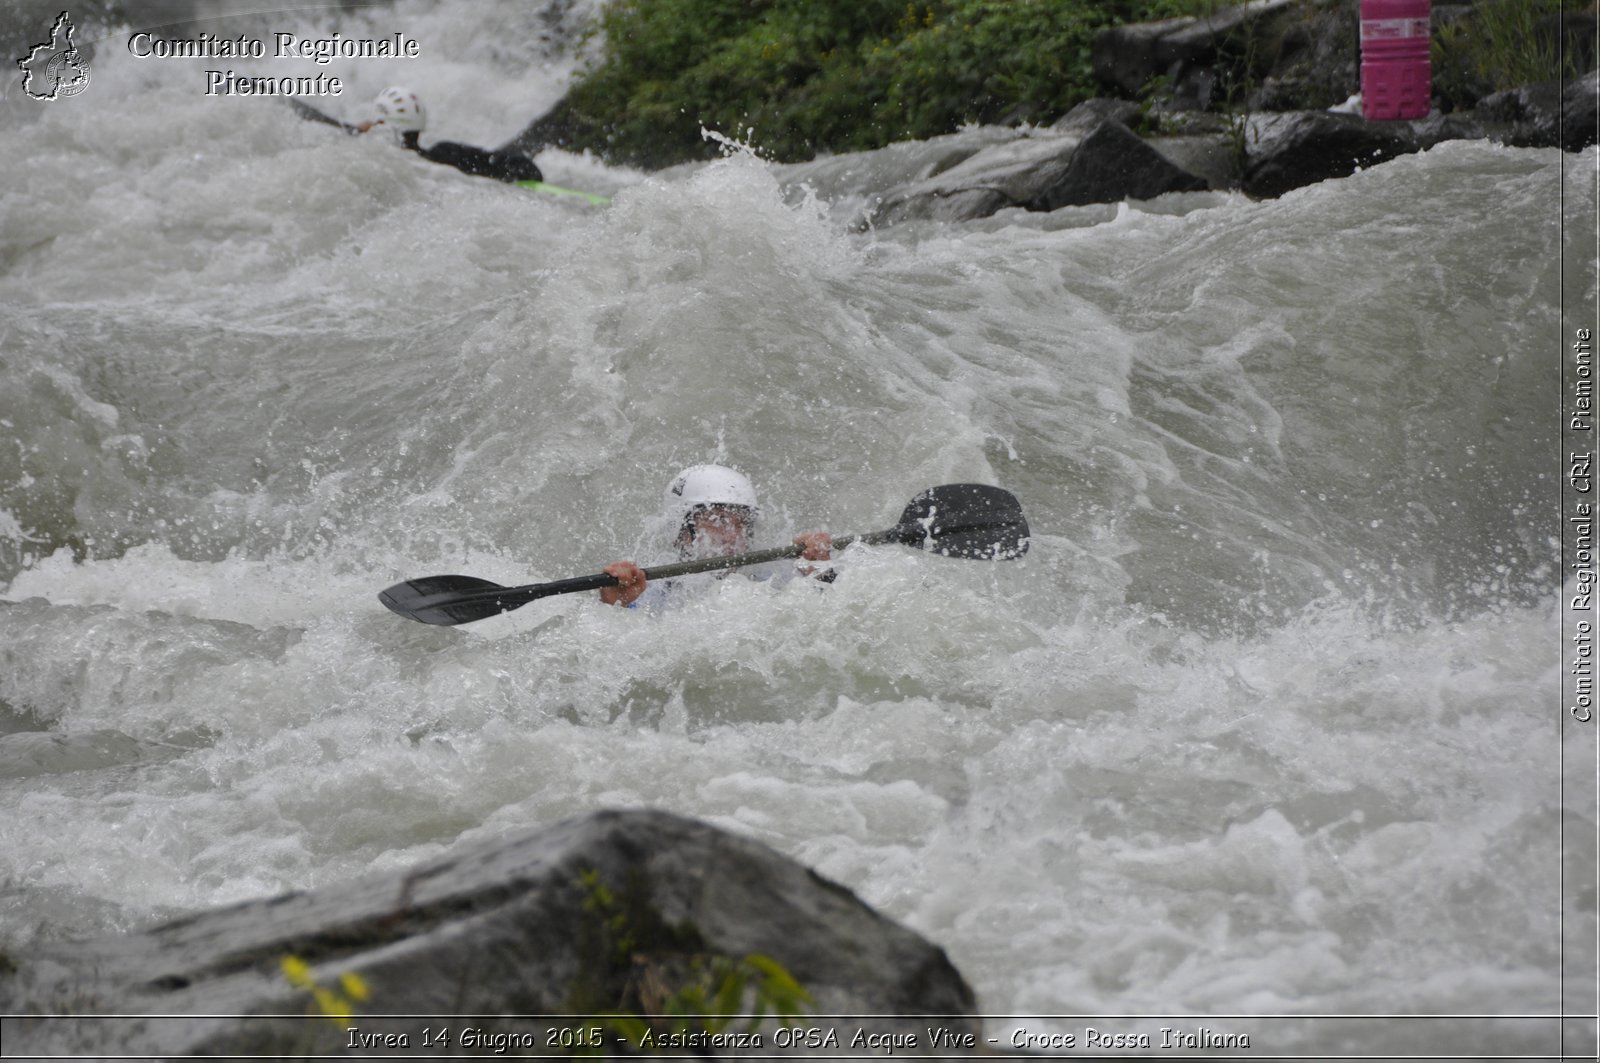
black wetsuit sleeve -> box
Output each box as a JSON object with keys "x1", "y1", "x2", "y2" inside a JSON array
[{"x1": 414, "y1": 140, "x2": 543, "y2": 183}]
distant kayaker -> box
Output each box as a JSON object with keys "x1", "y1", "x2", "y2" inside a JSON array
[
  {"x1": 601, "y1": 464, "x2": 834, "y2": 609},
  {"x1": 355, "y1": 86, "x2": 543, "y2": 183}
]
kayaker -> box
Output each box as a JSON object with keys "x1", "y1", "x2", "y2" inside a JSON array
[
  {"x1": 600, "y1": 465, "x2": 834, "y2": 609},
  {"x1": 356, "y1": 86, "x2": 544, "y2": 183}
]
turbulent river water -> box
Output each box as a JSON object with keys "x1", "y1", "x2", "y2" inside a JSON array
[{"x1": 1, "y1": 0, "x2": 1595, "y2": 1055}]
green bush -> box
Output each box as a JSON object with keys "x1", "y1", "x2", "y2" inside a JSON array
[
  {"x1": 556, "y1": 0, "x2": 1595, "y2": 168},
  {"x1": 1432, "y1": 0, "x2": 1589, "y2": 110},
  {"x1": 561, "y1": 0, "x2": 1136, "y2": 167}
]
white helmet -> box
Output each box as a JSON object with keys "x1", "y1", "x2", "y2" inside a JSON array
[
  {"x1": 666, "y1": 464, "x2": 759, "y2": 522},
  {"x1": 372, "y1": 86, "x2": 426, "y2": 132}
]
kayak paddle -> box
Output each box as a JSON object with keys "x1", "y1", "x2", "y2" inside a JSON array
[
  {"x1": 377, "y1": 483, "x2": 1029, "y2": 627},
  {"x1": 516, "y1": 180, "x2": 611, "y2": 205},
  {"x1": 286, "y1": 98, "x2": 361, "y2": 134}
]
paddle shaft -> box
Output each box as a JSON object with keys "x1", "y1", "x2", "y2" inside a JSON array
[
  {"x1": 378, "y1": 483, "x2": 1029, "y2": 625},
  {"x1": 400, "y1": 529, "x2": 902, "y2": 617}
]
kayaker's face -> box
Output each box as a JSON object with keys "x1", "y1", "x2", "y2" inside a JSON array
[{"x1": 684, "y1": 506, "x2": 753, "y2": 557}]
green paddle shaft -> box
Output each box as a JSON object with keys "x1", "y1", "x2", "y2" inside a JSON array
[{"x1": 517, "y1": 180, "x2": 610, "y2": 205}]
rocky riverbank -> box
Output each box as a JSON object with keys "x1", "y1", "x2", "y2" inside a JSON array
[
  {"x1": 511, "y1": 0, "x2": 1596, "y2": 220},
  {"x1": 798, "y1": 81, "x2": 1590, "y2": 227}
]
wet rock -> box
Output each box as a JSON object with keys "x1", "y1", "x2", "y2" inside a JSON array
[
  {"x1": 777, "y1": 126, "x2": 1026, "y2": 208},
  {"x1": 1035, "y1": 121, "x2": 1212, "y2": 210},
  {"x1": 1092, "y1": 0, "x2": 1302, "y2": 102},
  {"x1": 1244, "y1": 0, "x2": 1361, "y2": 113},
  {"x1": 867, "y1": 122, "x2": 1210, "y2": 224},
  {"x1": 0, "y1": 809, "x2": 977, "y2": 1058},
  {"x1": 1146, "y1": 133, "x2": 1244, "y2": 192},
  {"x1": 1095, "y1": 0, "x2": 1361, "y2": 116},
  {"x1": 1476, "y1": 71, "x2": 1599, "y2": 152},
  {"x1": 1567, "y1": 70, "x2": 1600, "y2": 152},
  {"x1": 1240, "y1": 110, "x2": 1481, "y2": 198},
  {"x1": 1052, "y1": 97, "x2": 1144, "y2": 134},
  {"x1": 866, "y1": 133, "x2": 1084, "y2": 224}
]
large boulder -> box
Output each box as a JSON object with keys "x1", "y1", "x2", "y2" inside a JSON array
[
  {"x1": 1475, "y1": 70, "x2": 1600, "y2": 152},
  {"x1": 1568, "y1": 70, "x2": 1600, "y2": 152},
  {"x1": 1146, "y1": 133, "x2": 1245, "y2": 191},
  {"x1": 1092, "y1": 0, "x2": 1303, "y2": 104},
  {"x1": 865, "y1": 133, "x2": 1085, "y2": 224},
  {"x1": 0, "y1": 809, "x2": 978, "y2": 1058},
  {"x1": 1051, "y1": 96, "x2": 1144, "y2": 134},
  {"x1": 1243, "y1": 0, "x2": 1361, "y2": 113},
  {"x1": 776, "y1": 126, "x2": 1027, "y2": 211},
  {"x1": 1037, "y1": 120, "x2": 1213, "y2": 210},
  {"x1": 867, "y1": 121, "x2": 1211, "y2": 225},
  {"x1": 1240, "y1": 110, "x2": 1481, "y2": 198}
]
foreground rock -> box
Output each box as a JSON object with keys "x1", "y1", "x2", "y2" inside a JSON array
[{"x1": 0, "y1": 810, "x2": 978, "y2": 1057}]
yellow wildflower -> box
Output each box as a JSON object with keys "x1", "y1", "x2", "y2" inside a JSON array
[
  {"x1": 280, "y1": 955, "x2": 315, "y2": 991},
  {"x1": 339, "y1": 971, "x2": 371, "y2": 1002}
]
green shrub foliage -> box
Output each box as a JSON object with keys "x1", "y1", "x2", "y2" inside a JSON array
[
  {"x1": 556, "y1": 0, "x2": 1595, "y2": 168},
  {"x1": 1431, "y1": 0, "x2": 1589, "y2": 112},
  {"x1": 562, "y1": 0, "x2": 1132, "y2": 167}
]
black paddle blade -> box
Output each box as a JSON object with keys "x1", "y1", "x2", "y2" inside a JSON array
[
  {"x1": 378, "y1": 574, "x2": 515, "y2": 627},
  {"x1": 895, "y1": 483, "x2": 1030, "y2": 560}
]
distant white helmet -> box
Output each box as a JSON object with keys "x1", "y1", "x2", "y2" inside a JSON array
[
  {"x1": 372, "y1": 86, "x2": 426, "y2": 132},
  {"x1": 666, "y1": 464, "x2": 759, "y2": 522}
]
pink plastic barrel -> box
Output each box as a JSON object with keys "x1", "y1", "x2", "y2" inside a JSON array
[{"x1": 1360, "y1": 0, "x2": 1431, "y2": 121}]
